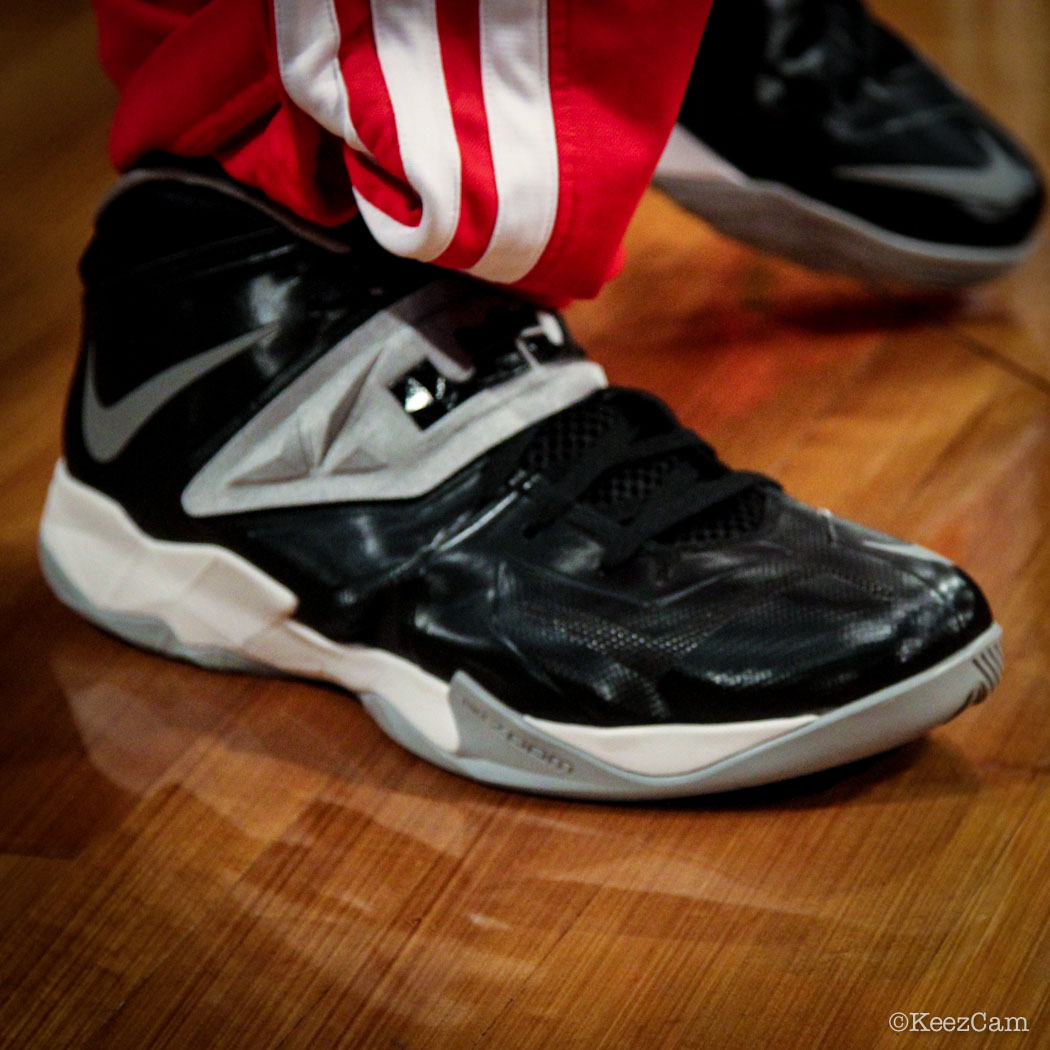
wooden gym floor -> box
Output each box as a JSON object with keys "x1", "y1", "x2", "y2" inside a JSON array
[{"x1": 2, "y1": 3, "x2": 1048, "y2": 1048}]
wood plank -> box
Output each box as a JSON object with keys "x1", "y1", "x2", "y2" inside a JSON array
[{"x1": 1, "y1": 3, "x2": 1048, "y2": 1049}]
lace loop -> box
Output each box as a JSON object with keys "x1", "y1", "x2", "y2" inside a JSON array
[
  {"x1": 515, "y1": 389, "x2": 777, "y2": 567},
  {"x1": 600, "y1": 470, "x2": 771, "y2": 568}
]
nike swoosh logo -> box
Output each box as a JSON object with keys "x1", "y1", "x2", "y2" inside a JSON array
[
  {"x1": 82, "y1": 323, "x2": 278, "y2": 463},
  {"x1": 833, "y1": 131, "x2": 1029, "y2": 208}
]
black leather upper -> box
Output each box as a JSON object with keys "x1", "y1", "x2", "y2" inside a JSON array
[
  {"x1": 66, "y1": 170, "x2": 994, "y2": 728},
  {"x1": 683, "y1": 0, "x2": 1044, "y2": 247}
]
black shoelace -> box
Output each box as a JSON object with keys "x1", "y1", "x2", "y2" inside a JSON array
[{"x1": 492, "y1": 390, "x2": 776, "y2": 569}]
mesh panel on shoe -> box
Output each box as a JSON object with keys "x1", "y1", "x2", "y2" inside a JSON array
[
  {"x1": 519, "y1": 398, "x2": 621, "y2": 475},
  {"x1": 586, "y1": 457, "x2": 677, "y2": 514},
  {"x1": 519, "y1": 395, "x2": 769, "y2": 544},
  {"x1": 663, "y1": 485, "x2": 769, "y2": 546}
]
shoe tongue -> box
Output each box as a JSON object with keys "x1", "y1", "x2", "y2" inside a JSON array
[{"x1": 520, "y1": 390, "x2": 762, "y2": 538}]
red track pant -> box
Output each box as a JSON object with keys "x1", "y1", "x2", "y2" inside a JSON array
[{"x1": 92, "y1": 1, "x2": 712, "y2": 302}]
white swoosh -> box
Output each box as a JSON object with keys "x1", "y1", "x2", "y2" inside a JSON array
[
  {"x1": 833, "y1": 131, "x2": 1028, "y2": 207},
  {"x1": 82, "y1": 323, "x2": 278, "y2": 463}
]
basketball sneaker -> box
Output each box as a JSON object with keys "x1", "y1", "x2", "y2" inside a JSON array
[
  {"x1": 39, "y1": 165, "x2": 1003, "y2": 799},
  {"x1": 654, "y1": 0, "x2": 1044, "y2": 286}
]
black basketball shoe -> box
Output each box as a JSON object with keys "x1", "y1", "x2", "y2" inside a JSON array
[
  {"x1": 654, "y1": 0, "x2": 1044, "y2": 287},
  {"x1": 39, "y1": 165, "x2": 1003, "y2": 799}
]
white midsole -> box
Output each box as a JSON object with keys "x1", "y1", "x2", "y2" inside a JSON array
[
  {"x1": 41, "y1": 461, "x2": 830, "y2": 776},
  {"x1": 39, "y1": 461, "x2": 1000, "y2": 782},
  {"x1": 40, "y1": 460, "x2": 460, "y2": 753},
  {"x1": 528, "y1": 713, "x2": 815, "y2": 776}
]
